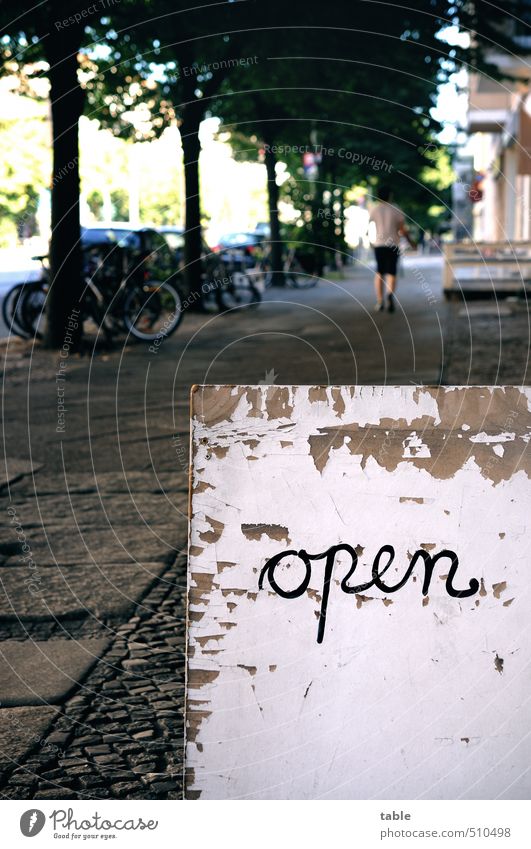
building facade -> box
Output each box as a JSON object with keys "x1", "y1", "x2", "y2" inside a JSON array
[{"x1": 467, "y1": 26, "x2": 531, "y2": 242}]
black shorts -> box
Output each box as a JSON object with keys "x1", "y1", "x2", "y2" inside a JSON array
[{"x1": 374, "y1": 245, "x2": 400, "y2": 275}]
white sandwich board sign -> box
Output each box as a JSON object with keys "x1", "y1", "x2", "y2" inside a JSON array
[{"x1": 185, "y1": 385, "x2": 531, "y2": 799}]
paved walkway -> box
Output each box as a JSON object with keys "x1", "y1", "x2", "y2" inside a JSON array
[{"x1": 0, "y1": 255, "x2": 529, "y2": 799}]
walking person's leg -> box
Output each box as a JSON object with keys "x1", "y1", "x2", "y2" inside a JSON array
[
  {"x1": 385, "y1": 247, "x2": 400, "y2": 312},
  {"x1": 385, "y1": 273, "x2": 396, "y2": 294},
  {"x1": 384, "y1": 274, "x2": 396, "y2": 311},
  {"x1": 373, "y1": 247, "x2": 385, "y2": 311},
  {"x1": 374, "y1": 271, "x2": 385, "y2": 310}
]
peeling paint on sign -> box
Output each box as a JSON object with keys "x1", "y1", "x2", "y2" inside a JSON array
[{"x1": 185, "y1": 386, "x2": 531, "y2": 799}]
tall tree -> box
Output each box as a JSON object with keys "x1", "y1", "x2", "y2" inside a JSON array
[
  {"x1": 456, "y1": 0, "x2": 531, "y2": 74},
  {"x1": 0, "y1": 0, "x2": 139, "y2": 347},
  {"x1": 213, "y1": 0, "x2": 460, "y2": 275},
  {"x1": 0, "y1": 1, "x2": 87, "y2": 346},
  {"x1": 155, "y1": 1, "x2": 255, "y2": 302},
  {"x1": 87, "y1": 0, "x2": 254, "y2": 304},
  {"x1": 46, "y1": 7, "x2": 84, "y2": 348}
]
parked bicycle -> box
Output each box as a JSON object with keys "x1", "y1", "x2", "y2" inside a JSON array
[
  {"x1": 2, "y1": 256, "x2": 49, "y2": 339},
  {"x1": 3, "y1": 226, "x2": 185, "y2": 344},
  {"x1": 202, "y1": 246, "x2": 262, "y2": 311},
  {"x1": 255, "y1": 245, "x2": 319, "y2": 289}
]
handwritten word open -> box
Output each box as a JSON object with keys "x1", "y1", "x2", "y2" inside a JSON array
[{"x1": 259, "y1": 544, "x2": 479, "y2": 643}]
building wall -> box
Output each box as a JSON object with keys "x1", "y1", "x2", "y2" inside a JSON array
[{"x1": 467, "y1": 70, "x2": 531, "y2": 242}]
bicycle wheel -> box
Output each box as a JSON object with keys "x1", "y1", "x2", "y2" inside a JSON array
[
  {"x1": 20, "y1": 282, "x2": 48, "y2": 339},
  {"x1": 254, "y1": 263, "x2": 273, "y2": 289},
  {"x1": 202, "y1": 260, "x2": 229, "y2": 311},
  {"x1": 286, "y1": 269, "x2": 318, "y2": 289},
  {"x1": 220, "y1": 271, "x2": 262, "y2": 309},
  {"x1": 2, "y1": 283, "x2": 30, "y2": 338},
  {"x1": 122, "y1": 279, "x2": 184, "y2": 341}
]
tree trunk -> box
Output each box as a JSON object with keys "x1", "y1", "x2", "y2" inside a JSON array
[
  {"x1": 44, "y1": 27, "x2": 83, "y2": 349},
  {"x1": 263, "y1": 139, "x2": 284, "y2": 287},
  {"x1": 180, "y1": 101, "x2": 204, "y2": 307}
]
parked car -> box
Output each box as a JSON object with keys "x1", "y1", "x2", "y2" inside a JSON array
[
  {"x1": 158, "y1": 225, "x2": 212, "y2": 269},
  {"x1": 213, "y1": 231, "x2": 267, "y2": 267},
  {"x1": 157, "y1": 225, "x2": 185, "y2": 266}
]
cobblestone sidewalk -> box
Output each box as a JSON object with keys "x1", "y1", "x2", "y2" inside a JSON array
[{"x1": 1, "y1": 556, "x2": 186, "y2": 800}]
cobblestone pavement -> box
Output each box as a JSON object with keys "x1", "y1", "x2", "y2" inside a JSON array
[
  {"x1": 1, "y1": 258, "x2": 529, "y2": 800},
  {"x1": 1, "y1": 556, "x2": 186, "y2": 799}
]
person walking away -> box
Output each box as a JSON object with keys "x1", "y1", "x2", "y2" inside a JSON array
[{"x1": 369, "y1": 185, "x2": 416, "y2": 312}]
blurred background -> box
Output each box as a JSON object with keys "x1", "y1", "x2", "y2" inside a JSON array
[{"x1": 2, "y1": 0, "x2": 530, "y2": 346}]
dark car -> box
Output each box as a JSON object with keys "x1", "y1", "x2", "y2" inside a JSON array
[
  {"x1": 81, "y1": 223, "x2": 177, "y2": 284},
  {"x1": 214, "y1": 231, "x2": 266, "y2": 267},
  {"x1": 157, "y1": 225, "x2": 185, "y2": 265},
  {"x1": 158, "y1": 226, "x2": 212, "y2": 268}
]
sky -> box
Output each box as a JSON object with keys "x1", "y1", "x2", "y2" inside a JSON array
[{"x1": 432, "y1": 25, "x2": 470, "y2": 145}]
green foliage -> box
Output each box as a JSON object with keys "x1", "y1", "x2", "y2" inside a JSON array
[
  {"x1": 1, "y1": 0, "x2": 529, "y2": 252},
  {"x1": 455, "y1": 0, "x2": 531, "y2": 80},
  {"x1": 0, "y1": 102, "x2": 50, "y2": 240}
]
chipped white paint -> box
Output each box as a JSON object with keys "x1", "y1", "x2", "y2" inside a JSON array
[
  {"x1": 469, "y1": 431, "x2": 516, "y2": 443},
  {"x1": 185, "y1": 386, "x2": 531, "y2": 800},
  {"x1": 402, "y1": 432, "x2": 431, "y2": 458}
]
